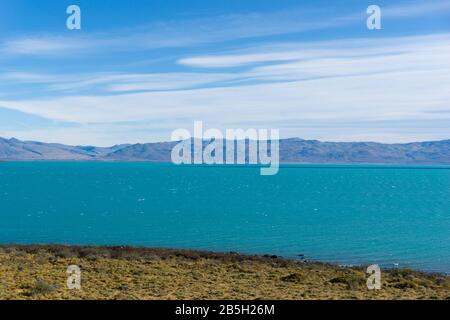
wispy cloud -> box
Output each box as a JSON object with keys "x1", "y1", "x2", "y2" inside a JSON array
[
  {"x1": 2, "y1": 1, "x2": 449, "y2": 58},
  {"x1": 1, "y1": 33, "x2": 449, "y2": 143},
  {"x1": 2, "y1": 37, "x2": 88, "y2": 56},
  {"x1": 178, "y1": 34, "x2": 450, "y2": 69},
  {"x1": 1, "y1": 1, "x2": 450, "y2": 144},
  {"x1": 4, "y1": 34, "x2": 449, "y2": 95},
  {"x1": 1, "y1": 8, "x2": 346, "y2": 57},
  {"x1": 0, "y1": 71, "x2": 244, "y2": 94},
  {"x1": 383, "y1": 0, "x2": 450, "y2": 18}
]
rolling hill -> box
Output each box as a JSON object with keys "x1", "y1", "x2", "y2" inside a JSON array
[{"x1": 0, "y1": 137, "x2": 449, "y2": 165}]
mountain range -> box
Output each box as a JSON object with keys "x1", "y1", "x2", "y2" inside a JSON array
[{"x1": 0, "y1": 137, "x2": 449, "y2": 165}]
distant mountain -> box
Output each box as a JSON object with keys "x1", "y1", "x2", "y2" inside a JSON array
[
  {"x1": 0, "y1": 137, "x2": 449, "y2": 165},
  {"x1": 0, "y1": 137, "x2": 129, "y2": 161},
  {"x1": 278, "y1": 138, "x2": 450, "y2": 164},
  {"x1": 106, "y1": 141, "x2": 177, "y2": 162}
]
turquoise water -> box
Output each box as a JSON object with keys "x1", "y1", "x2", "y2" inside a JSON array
[{"x1": 0, "y1": 162, "x2": 449, "y2": 273}]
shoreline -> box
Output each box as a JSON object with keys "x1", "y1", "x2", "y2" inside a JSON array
[
  {"x1": 2, "y1": 243, "x2": 447, "y2": 275},
  {"x1": 0, "y1": 244, "x2": 448, "y2": 300}
]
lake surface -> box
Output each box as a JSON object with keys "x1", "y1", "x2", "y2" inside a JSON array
[{"x1": 0, "y1": 162, "x2": 449, "y2": 273}]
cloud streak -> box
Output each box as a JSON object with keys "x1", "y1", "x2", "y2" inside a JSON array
[
  {"x1": 383, "y1": 0, "x2": 450, "y2": 18},
  {"x1": 1, "y1": 1, "x2": 450, "y2": 144},
  {"x1": 2, "y1": 0, "x2": 450, "y2": 58},
  {"x1": 0, "y1": 7, "x2": 351, "y2": 57},
  {"x1": 1, "y1": 33, "x2": 449, "y2": 144}
]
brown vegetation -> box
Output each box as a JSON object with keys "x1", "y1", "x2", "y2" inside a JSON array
[{"x1": 0, "y1": 245, "x2": 448, "y2": 300}]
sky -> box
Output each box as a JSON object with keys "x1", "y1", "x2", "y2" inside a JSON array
[{"x1": 0, "y1": 0, "x2": 449, "y2": 146}]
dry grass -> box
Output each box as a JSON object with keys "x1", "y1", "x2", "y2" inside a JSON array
[{"x1": 0, "y1": 245, "x2": 448, "y2": 300}]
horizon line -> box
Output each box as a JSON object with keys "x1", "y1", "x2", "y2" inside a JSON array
[{"x1": 1, "y1": 135, "x2": 449, "y2": 148}]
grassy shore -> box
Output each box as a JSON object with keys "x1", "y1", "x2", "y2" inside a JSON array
[{"x1": 0, "y1": 245, "x2": 448, "y2": 300}]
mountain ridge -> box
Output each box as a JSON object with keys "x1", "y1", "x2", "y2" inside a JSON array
[{"x1": 1, "y1": 137, "x2": 449, "y2": 165}]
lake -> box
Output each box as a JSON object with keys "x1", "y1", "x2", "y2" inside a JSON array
[{"x1": 0, "y1": 162, "x2": 449, "y2": 273}]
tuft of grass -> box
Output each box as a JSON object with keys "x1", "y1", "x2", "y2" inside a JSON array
[
  {"x1": 29, "y1": 279, "x2": 58, "y2": 297},
  {"x1": 281, "y1": 273, "x2": 304, "y2": 283},
  {"x1": 391, "y1": 279, "x2": 418, "y2": 289},
  {"x1": 329, "y1": 273, "x2": 366, "y2": 290}
]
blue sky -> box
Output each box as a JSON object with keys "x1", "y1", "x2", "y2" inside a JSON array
[{"x1": 0, "y1": 0, "x2": 449, "y2": 146}]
